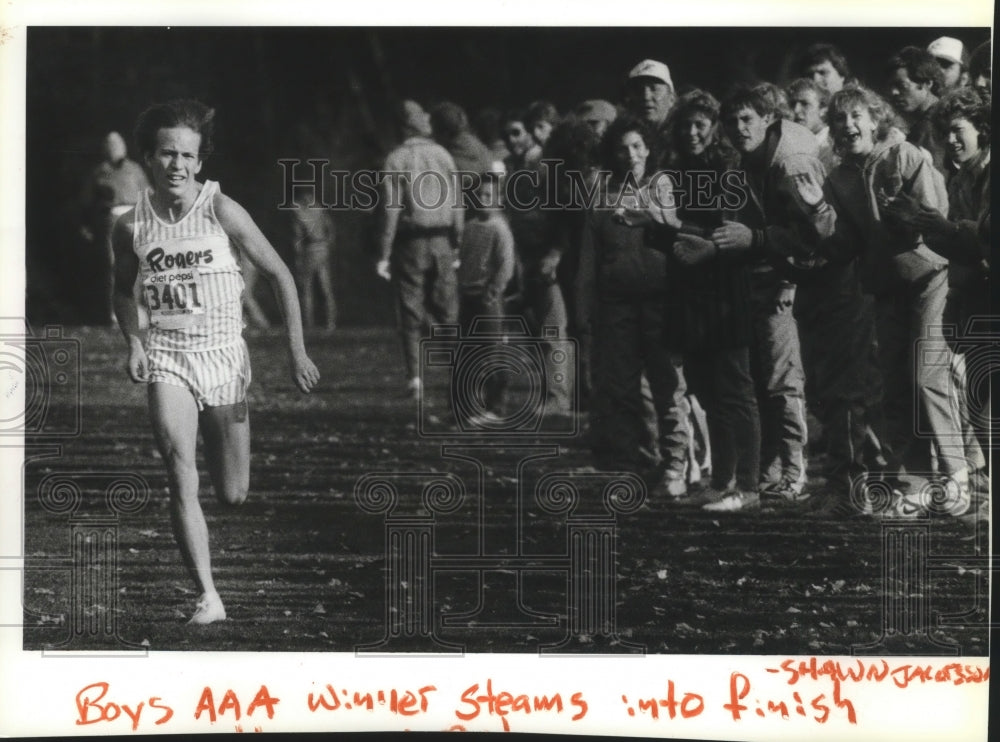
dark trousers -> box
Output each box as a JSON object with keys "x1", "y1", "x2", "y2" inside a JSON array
[
  {"x1": 796, "y1": 264, "x2": 886, "y2": 487},
  {"x1": 591, "y1": 294, "x2": 689, "y2": 474},
  {"x1": 392, "y1": 235, "x2": 458, "y2": 379},
  {"x1": 686, "y1": 346, "x2": 761, "y2": 491}
]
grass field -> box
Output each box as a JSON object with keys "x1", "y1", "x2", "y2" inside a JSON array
[{"x1": 20, "y1": 326, "x2": 991, "y2": 655}]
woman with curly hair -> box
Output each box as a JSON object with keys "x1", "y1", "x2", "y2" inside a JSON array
[{"x1": 798, "y1": 84, "x2": 970, "y2": 518}]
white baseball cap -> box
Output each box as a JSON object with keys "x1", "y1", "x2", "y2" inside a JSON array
[
  {"x1": 927, "y1": 37, "x2": 966, "y2": 65},
  {"x1": 628, "y1": 59, "x2": 674, "y2": 88}
]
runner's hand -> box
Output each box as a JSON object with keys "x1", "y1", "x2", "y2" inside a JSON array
[
  {"x1": 126, "y1": 345, "x2": 149, "y2": 383},
  {"x1": 290, "y1": 351, "x2": 320, "y2": 393},
  {"x1": 376, "y1": 259, "x2": 392, "y2": 281}
]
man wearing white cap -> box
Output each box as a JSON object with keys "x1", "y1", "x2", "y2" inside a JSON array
[
  {"x1": 625, "y1": 59, "x2": 675, "y2": 131},
  {"x1": 928, "y1": 36, "x2": 970, "y2": 92}
]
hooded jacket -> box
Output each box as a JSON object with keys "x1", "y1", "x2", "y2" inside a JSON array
[
  {"x1": 818, "y1": 134, "x2": 949, "y2": 295},
  {"x1": 734, "y1": 119, "x2": 835, "y2": 274}
]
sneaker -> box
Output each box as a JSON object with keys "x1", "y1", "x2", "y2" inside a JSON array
[
  {"x1": 664, "y1": 470, "x2": 687, "y2": 498},
  {"x1": 887, "y1": 489, "x2": 927, "y2": 519},
  {"x1": 947, "y1": 478, "x2": 972, "y2": 517},
  {"x1": 761, "y1": 475, "x2": 810, "y2": 503},
  {"x1": 188, "y1": 592, "x2": 226, "y2": 625},
  {"x1": 702, "y1": 489, "x2": 760, "y2": 512},
  {"x1": 465, "y1": 410, "x2": 502, "y2": 428},
  {"x1": 406, "y1": 377, "x2": 422, "y2": 401}
]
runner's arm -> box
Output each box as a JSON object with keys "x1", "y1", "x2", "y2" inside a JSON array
[
  {"x1": 111, "y1": 213, "x2": 149, "y2": 383},
  {"x1": 215, "y1": 193, "x2": 320, "y2": 393}
]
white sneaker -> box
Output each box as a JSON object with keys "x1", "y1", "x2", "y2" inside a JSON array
[
  {"x1": 188, "y1": 592, "x2": 226, "y2": 625},
  {"x1": 465, "y1": 410, "x2": 502, "y2": 428},
  {"x1": 942, "y1": 478, "x2": 971, "y2": 517},
  {"x1": 702, "y1": 489, "x2": 760, "y2": 512}
]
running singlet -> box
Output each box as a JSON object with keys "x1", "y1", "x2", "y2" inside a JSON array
[{"x1": 133, "y1": 180, "x2": 245, "y2": 351}]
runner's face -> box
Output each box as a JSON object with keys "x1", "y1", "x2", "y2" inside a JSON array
[
  {"x1": 680, "y1": 111, "x2": 715, "y2": 156},
  {"x1": 147, "y1": 126, "x2": 203, "y2": 198},
  {"x1": 791, "y1": 89, "x2": 825, "y2": 134},
  {"x1": 945, "y1": 116, "x2": 982, "y2": 165}
]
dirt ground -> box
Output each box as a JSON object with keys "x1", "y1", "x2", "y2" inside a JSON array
[{"x1": 20, "y1": 326, "x2": 991, "y2": 655}]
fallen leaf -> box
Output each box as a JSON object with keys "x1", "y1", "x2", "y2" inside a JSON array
[
  {"x1": 313, "y1": 604, "x2": 326, "y2": 614},
  {"x1": 656, "y1": 569, "x2": 668, "y2": 580},
  {"x1": 786, "y1": 607, "x2": 802, "y2": 613}
]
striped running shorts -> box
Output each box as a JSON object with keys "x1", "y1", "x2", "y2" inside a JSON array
[{"x1": 147, "y1": 340, "x2": 251, "y2": 410}]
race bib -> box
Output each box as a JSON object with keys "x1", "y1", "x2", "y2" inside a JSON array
[{"x1": 143, "y1": 265, "x2": 206, "y2": 330}]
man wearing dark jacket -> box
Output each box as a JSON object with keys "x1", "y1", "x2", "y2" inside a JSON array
[{"x1": 700, "y1": 85, "x2": 833, "y2": 510}]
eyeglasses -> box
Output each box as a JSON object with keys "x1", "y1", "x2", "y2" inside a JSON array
[{"x1": 503, "y1": 127, "x2": 526, "y2": 138}]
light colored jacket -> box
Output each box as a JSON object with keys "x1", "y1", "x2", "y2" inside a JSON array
[{"x1": 819, "y1": 134, "x2": 949, "y2": 294}]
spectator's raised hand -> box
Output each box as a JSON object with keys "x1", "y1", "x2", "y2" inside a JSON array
[{"x1": 792, "y1": 171, "x2": 825, "y2": 208}]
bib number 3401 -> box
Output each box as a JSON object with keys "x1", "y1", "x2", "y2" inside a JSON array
[
  {"x1": 146, "y1": 281, "x2": 202, "y2": 312},
  {"x1": 144, "y1": 269, "x2": 206, "y2": 329}
]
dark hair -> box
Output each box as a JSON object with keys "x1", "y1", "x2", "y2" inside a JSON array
[
  {"x1": 525, "y1": 100, "x2": 560, "y2": 129},
  {"x1": 134, "y1": 99, "x2": 216, "y2": 159},
  {"x1": 969, "y1": 41, "x2": 991, "y2": 82},
  {"x1": 501, "y1": 109, "x2": 528, "y2": 130},
  {"x1": 800, "y1": 43, "x2": 851, "y2": 79},
  {"x1": 720, "y1": 84, "x2": 777, "y2": 121},
  {"x1": 934, "y1": 87, "x2": 991, "y2": 146},
  {"x1": 786, "y1": 77, "x2": 830, "y2": 107},
  {"x1": 827, "y1": 84, "x2": 899, "y2": 152},
  {"x1": 887, "y1": 46, "x2": 945, "y2": 94},
  {"x1": 601, "y1": 114, "x2": 654, "y2": 177},
  {"x1": 429, "y1": 101, "x2": 469, "y2": 143},
  {"x1": 542, "y1": 118, "x2": 602, "y2": 172}
]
